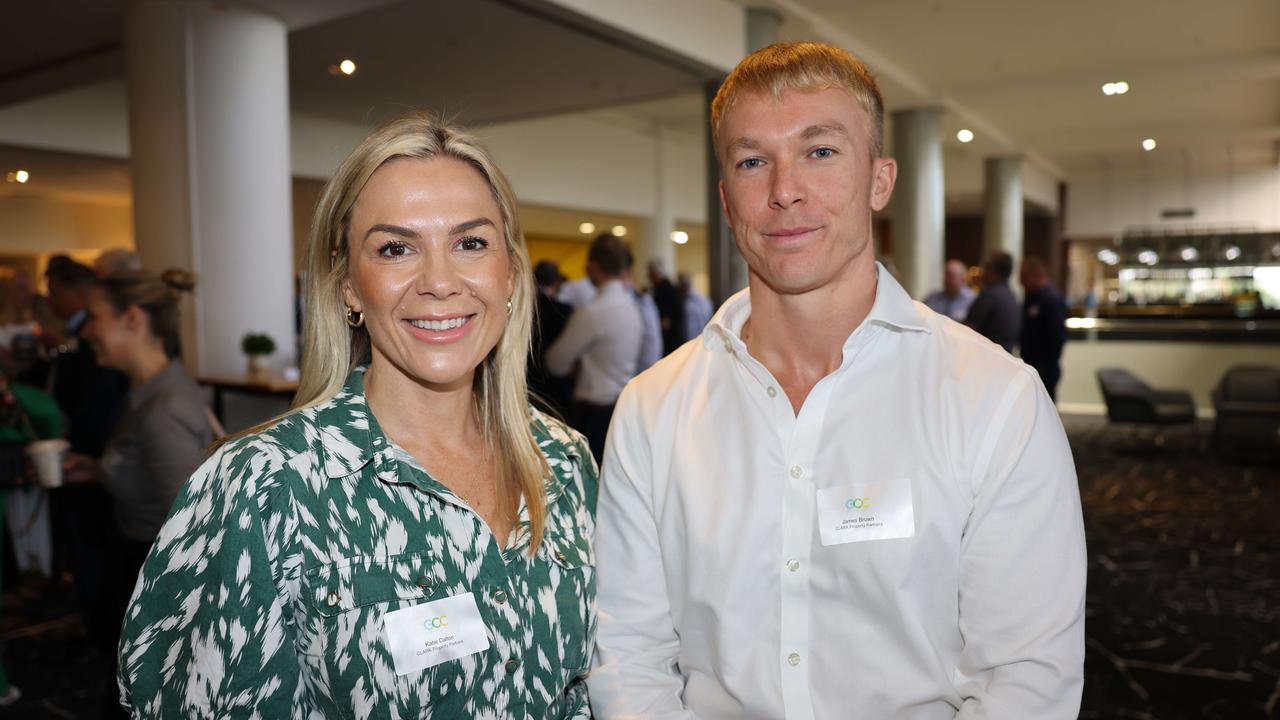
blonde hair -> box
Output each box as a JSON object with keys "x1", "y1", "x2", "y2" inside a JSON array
[
  {"x1": 98, "y1": 269, "x2": 197, "y2": 359},
  {"x1": 711, "y1": 42, "x2": 885, "y2": 158},
  {"x1": 264, "y1": 111, "x2": 548, "y2": 550}
]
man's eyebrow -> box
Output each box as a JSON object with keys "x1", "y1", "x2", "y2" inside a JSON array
[
  {"x1": 450, "y1": 217, "x2": 497, "y2": 235},
  {"x1": 800, "y1": 123, "x2": 850, "y2": 141},
  {"x1": 725, "y1": 137, "x2": 761, "y2": 154}
]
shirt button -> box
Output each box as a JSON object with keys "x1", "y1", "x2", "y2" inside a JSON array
[
  {"x1": 767, "y1": 386, "x2": 777, "y2": 398},
  {"x1": 325, "y1": 592, "x2": 339, "y2": 607},
  {"x1": 786, "y1": 558, "x2": 800, "y2": 572},
  {"x1": 505, "y1": 658, "x2": 521, "y2": 673},
  {"x1": 787, "y1": 652, "x2": 801, "y2": 667},
  {"x1": 789, "y1": 465, "x2": 803, "y2": 479},
  {"x1": 416, "y1": 576, "x2": 433, "y2": 591},
  {"x1": 492, "y1": 588, "x2": 508, "y2": 605}
]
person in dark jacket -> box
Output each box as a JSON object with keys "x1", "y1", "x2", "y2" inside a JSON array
[
  {"x1": 528, "y1": 260, "x2": 574, "y2": 418},
  {"x1": 965, "y1": 251, "x2": 1020, "y2": 352},
  {"x1": 648, "y1": 260, "x2": 686, "y2": 356},
  {"x1": 1019, "y1": 257, "x2": 1068, "y2": 401}
]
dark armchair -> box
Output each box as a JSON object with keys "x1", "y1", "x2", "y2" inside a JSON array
[
  {"x1": 1096, "y1": 368, "x2": 1197, "y2": 446},
  {"x1": 1212, "y1": 365, "x2": 1280, "y2": 461}
]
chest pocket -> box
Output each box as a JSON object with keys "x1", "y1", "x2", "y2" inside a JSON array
[
  {"x1": 537, "y1": 529, "x2": 597, "y2": 676},
  {"x1": 296, "y1": 552, "x2": 451, "y2": 718}
]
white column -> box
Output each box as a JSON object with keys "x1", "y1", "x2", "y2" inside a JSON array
[
  {"x1": 125, "y1": 0, "x2": 295, "y2": 375},
  {"x1": 983, "y1": 156, "x2": 1023, "y2": 293},
  {"x1": 644, "y1": 122, "x2": 676, "y2": 286},
  {"x1": 889, "y1": 108, "x2": 945, "y2": 299}
]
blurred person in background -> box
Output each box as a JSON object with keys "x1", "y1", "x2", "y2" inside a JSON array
[
  {"x1": 923, "y1": 259, "x2": 976, "y2": 322},
  {"x1": 42, "y1": 256, "x2": 128, "y2": 660},
  {"x1": 965, "y1": 250, "x2": 1019, "y2": 352},
  {"x1": 623, "y1": 247, "x2": 662, "y2": 373},
  {"x1": 529, "y1": 259, "x2": 574, "y2": 418},
  {"x1": 557, "y1": 271, "x2": 597, "y2": 308},
  {"x1": 679, "y1": 272, "x2": 713, "y2": 341},
  {"x1": 647, "y1": 259, "x2": 685, "y2": 356},
  {"x1": 93, "y1": 248, "x2": 142, "y2": 278},
  {"x1": 118, "y1": 112, "x2": 597, "y2": 718},
  {"x1": 1019, "y1": 256, "x2": 1068, "y2": 401},
  {"x1": 57, "y1": 268, "x2": 215, "y2": 717},
  {"x1": 547, "y1": 233, "x2": 643, "y2": 463}
]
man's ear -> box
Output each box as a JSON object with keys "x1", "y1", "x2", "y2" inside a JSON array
[
  {"x1": 870, "y1": 157, "x2": 897, "y2": 212},
  {"x1": 718, "y1": 180, "x2": 733, "y2": 225}
]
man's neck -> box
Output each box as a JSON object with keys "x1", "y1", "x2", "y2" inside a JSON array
[{"x1": 742, "y1": 257, "x2": 878, "y2": 414}]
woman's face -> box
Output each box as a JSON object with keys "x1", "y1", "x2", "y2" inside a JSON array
[
  {"x1": 83, "y1": 288, "x2": 133, "y2": 372},
  {"x1": 343, "y1": 156, "x2": 514, "y2": 393}
]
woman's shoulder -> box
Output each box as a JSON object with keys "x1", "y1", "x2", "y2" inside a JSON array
[{"x1": 530, "y1": 406, "x2": 591, "y2": 464}]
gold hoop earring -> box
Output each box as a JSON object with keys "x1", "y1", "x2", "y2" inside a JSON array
[
  {"x1": 506, "y1": 298, "x2": 513, "y2": 317},
  {"x1": 345, "y1": 307, "x2": 364, "y2": 328}
]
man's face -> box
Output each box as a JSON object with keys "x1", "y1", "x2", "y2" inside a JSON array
[
  {"x1": 46, "y1": 279, "x2": 83, "y2": 320},
  {"x1": 718, "y1": 87, "x2": 896, "y2": 296},
  {"x1": 944, "y1": 262, "x2": 966, "y2": 296}
]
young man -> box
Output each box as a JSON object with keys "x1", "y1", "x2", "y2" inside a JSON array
[
  {"x1": 590, "y1": 42, "x2": 1086, "y2": 719},
  {"x1": 1019, "y1": 256, "x2": 1069, "y2": 401}
]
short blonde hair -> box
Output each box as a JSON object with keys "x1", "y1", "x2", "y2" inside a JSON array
[
  {"x1": 711, "y1": 42, "x2": 885, "y2": 157},
  {"x1": 290, "y1": 112, "x2": 548, "y2": 550}
]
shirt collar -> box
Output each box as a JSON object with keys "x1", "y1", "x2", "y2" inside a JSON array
[
  {"x1": 703, "y1": 261, "x2": 932, "y2": 352},
  {"x1": 66, "y1": 309, "x2": 88, "y2": 336}
]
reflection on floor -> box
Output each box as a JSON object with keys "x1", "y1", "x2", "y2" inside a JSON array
[{"x1": 0, "y1": 415, "x2": 1275, "y2": 719}]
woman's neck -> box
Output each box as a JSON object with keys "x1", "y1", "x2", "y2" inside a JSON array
[
  {"x1": 363, "y1": 360, "x2": 481, "y2": 453},
  {"x1": 127, "y1": 345, "x2": 172, "y2": 389}
]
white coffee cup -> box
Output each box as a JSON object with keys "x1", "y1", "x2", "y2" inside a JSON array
[{"x1": 26, "y1": 438, "x2": 70, "y2": 488}]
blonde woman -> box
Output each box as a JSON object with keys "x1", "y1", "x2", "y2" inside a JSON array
[{"x1": 118, "y1": 113, "x2": 597, "y2": 718}]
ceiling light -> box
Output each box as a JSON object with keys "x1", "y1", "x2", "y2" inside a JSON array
[
  {"x1": 1102, "y1": 83, "x2": 1116, "y2": 96},
  {"x1": 956, "y1": 129, "x2": 974, "y2": 143},
  {"x1": 610, "y1": 225, "x2": 627, "y2": 237},
  {"x1": 1272, "y1": 242, "x2": 1280, "y2": 258},
  {"x1": 6, "y1": 169, "x2": 29, "y2": 183},
  {"x1": 1113, "y1": 81, "x2": 1129, "y2": 94},
  {"x1": 670, "y1": 230, "x2": 689, "y2": 245},
  {"x1": 1223, "y1": 245, "x2": 1241, "y2": 261},
  {"x1": 1142, "y1": 138, "x2": 1157, "y2": 151},
  {"x1": 578, "y1": 222, "x2": 595, "y2": 235},
  {"x1": 339, "y1": 59, "x2": 356, "y2": 75},
  {"x1": 1096, "y1": 249, "x2": 1119, "y2": 266},
  {"x1": 1179, "y1": 246, "x2": 1199, "y2": 262},
  {"x1": 1137, "y1": 250, "x2": 1159, "y2": 266}
]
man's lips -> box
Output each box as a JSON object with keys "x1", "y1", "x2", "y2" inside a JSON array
[{"x1": 765, "y1": 226, "x2": 820, "y2": 238}]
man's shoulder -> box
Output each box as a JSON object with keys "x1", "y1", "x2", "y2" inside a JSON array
[{"x1": 619, "y1": 334, "x2": 709, "y2": 404}]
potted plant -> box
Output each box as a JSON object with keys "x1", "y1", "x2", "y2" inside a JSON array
[{"x1": 241, "y1": 332, "x2": 276, "y2": 376}]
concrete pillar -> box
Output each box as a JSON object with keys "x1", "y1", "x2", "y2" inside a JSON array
[
  {"x1": 983, "y1": 156, "x2": 1024, "y2": 294},
  {"x1": 644, "y1": 122, "x2": 676, "y2": 287},
  {"x1": 125, "y1": 0, "x2": 296, "y2": 375},
  {"x1": 889, "y1": 108, "x2": 945, "y2": 299}
]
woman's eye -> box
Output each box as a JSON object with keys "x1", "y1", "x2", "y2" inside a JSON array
[
  {"x1": 377, "y1": 241, "x2": 410, "y2": 257},
  {"x1": 458, "y1": 236, "x2": 490, "y2": 252}
]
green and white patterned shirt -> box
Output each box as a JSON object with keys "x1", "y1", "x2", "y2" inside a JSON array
[{"x1": 118, "y1": 367, "x2": 598, "y2": 719}]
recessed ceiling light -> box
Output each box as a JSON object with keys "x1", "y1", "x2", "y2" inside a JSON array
[
  {"x1": 670, "y1": 230, "x2": 689, "y2": 245},
  {"x1": 1142, "y1": 138, "x2": 1157, "y2": 151},
  {"x1": 610, "y1": 225, "x2": 627, "y2": 237},
  {"x1": 1138, "y1": 250, "x2": 1159, "y2": 266},
  {"x1": 956, "y1": 129, "x2": 974, "y2": 143},
  {"x1": 1102, "y1": 81, "x2": 1129, "y2": 96},
  {"x1": 1113, "y1": 81, "x2": 1129, "y2": 94},
  {"x1": 1096, "y1": 249, "x2": 1119, "y2": 266},
  {"x1": 339, "y1": 59, "x2": 357, "y2": 75},
  {"x1": 7, "y1": 169, "x2": 29, "y2": 183},
  {"x1": 578, "y1": 222, "x2": 595, "y2": 235},
  {"x1": 1223, "y1": 245, "x2": 1241, "y2": 261},
  {"x1": 1179, "y1": 246, "x2": 1199, "y2": 262}
]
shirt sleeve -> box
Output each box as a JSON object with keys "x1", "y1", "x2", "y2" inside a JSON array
[
  {"x1": 588, "y1": 384, "x2": 697, "y2": 719},
  {"x1": 117, "y1": 445, "x2": 301, "y2": 719},
  {"x1": 546, "y1": 305, "x2": 595, "y2": 378},
  {"x1": 954, "y1": 369, "x2": 1087, "y2": 719}
]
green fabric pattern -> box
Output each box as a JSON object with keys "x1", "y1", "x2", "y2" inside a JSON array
[
  {"x1": 0, "y1": 382, "x2": 63, "y2": 443},
  {"x1": 118, "y1": 367, "x2": 598, "y2": 719}
]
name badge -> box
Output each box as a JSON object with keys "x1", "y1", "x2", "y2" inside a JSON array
[
  {"x1": 815, "y1": 481, "x2": 915, "y2": 546},
  {"x1": 383, "y1": 591, "x2": 490, "y2": 676}
]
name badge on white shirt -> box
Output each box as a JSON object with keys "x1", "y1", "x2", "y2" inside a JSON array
[
  {"x1": 815, "y1": 481, "x2": 915, "y2": 546},
  {"x1": 383, "y1": 591, "x2": 490, "y2": 676}
]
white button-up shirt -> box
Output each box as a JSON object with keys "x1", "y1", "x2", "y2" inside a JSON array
[
  {"x1": 590, "y1": 265, "x2": 1086, "y2": 719},
  {"x1": 546, "y1": 279, "x2": 644, "y2": 406}
]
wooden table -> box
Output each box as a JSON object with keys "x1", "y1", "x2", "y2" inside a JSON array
[{"x1": 197, "y1": 372, "x2": 299, "y2": 421}]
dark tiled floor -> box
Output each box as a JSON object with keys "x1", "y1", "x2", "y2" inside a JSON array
[{"x1": 0, "y1": 415, "x2": 1276, "y2": 719}]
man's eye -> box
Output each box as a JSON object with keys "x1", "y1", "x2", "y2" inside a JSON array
[
  {"x1": 738, "y1": 158, "x2": 763, "y2": 170},
  {"x1": 377, "y1": 241, "x2": 410, "y2": 257},
  {"x1": 811, "y1": 147, "x2": 836, "y2": 159}
]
